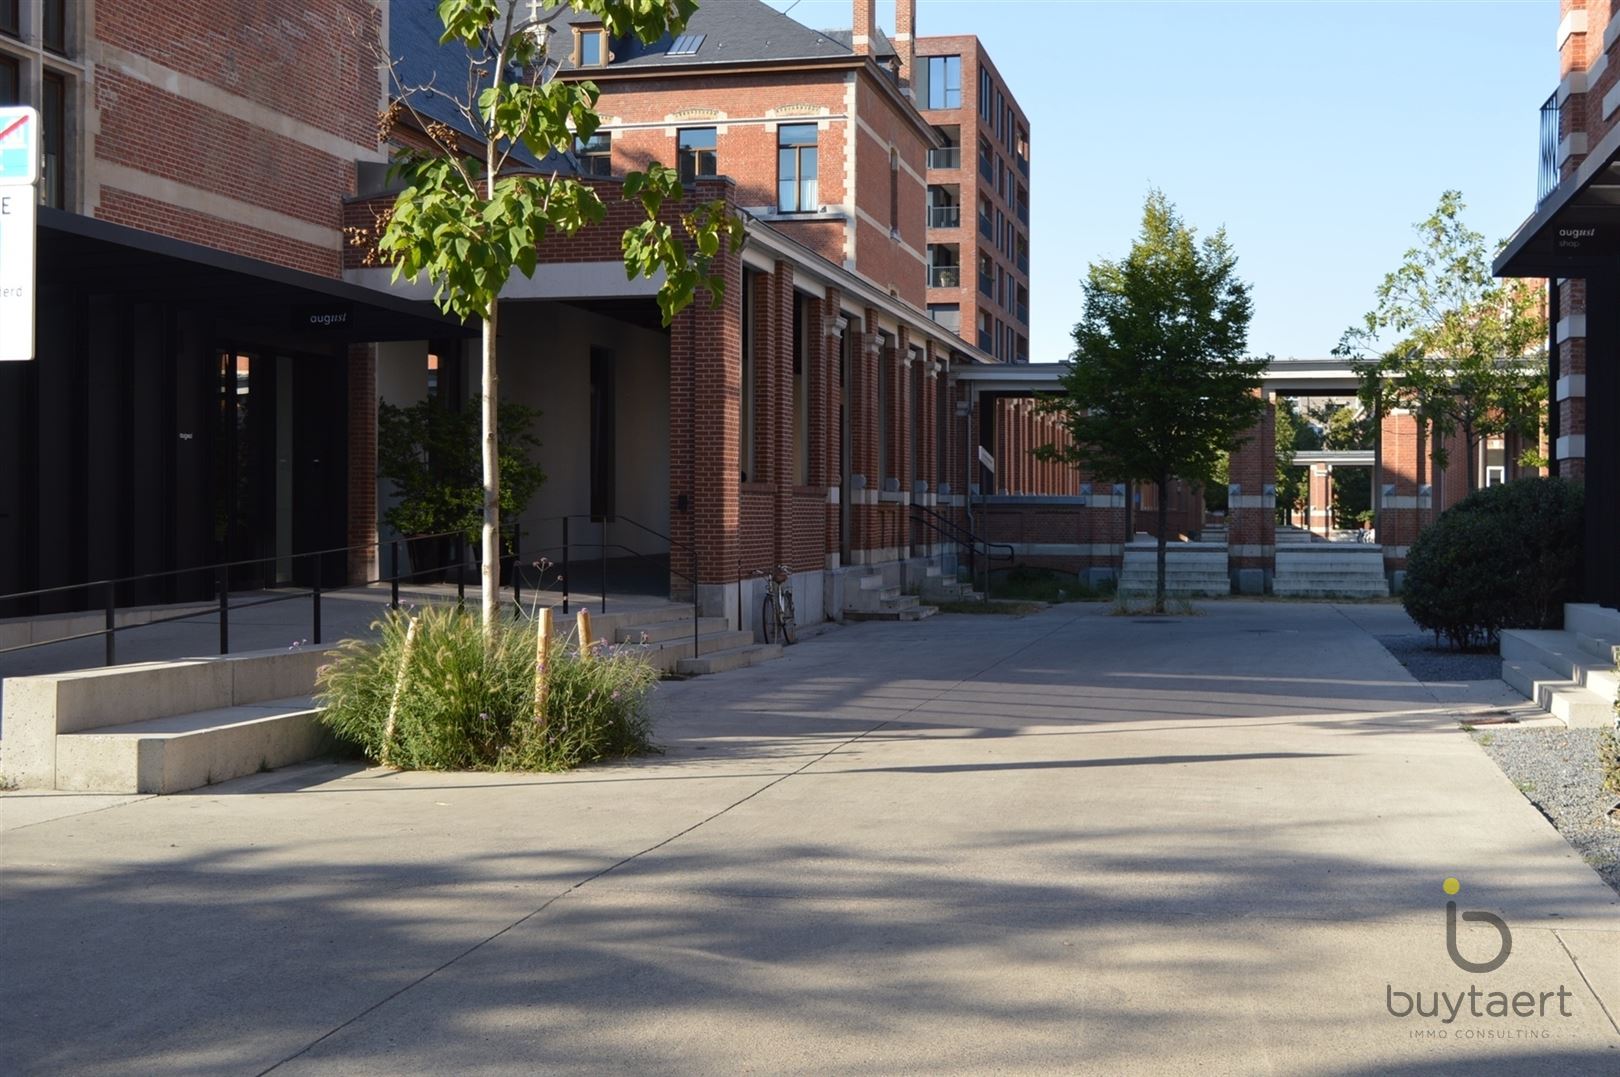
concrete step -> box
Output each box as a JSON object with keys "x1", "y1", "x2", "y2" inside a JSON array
[
  {"x1": 53, "y1": 696, "x2": 324, "y2": 794},
  {"x1": 579, "y1": 602, "x2": 699, "y2": 640},
  {"x1": 1501, "y1": 658, "x2": 1615, "y2": 729},
  {"x1": 613, "y1": 629, "x2": 755, "y2": 673},
  {"x1": 615, "y1": 616, "x2": 727, "y2": 644},
  {"x1": 1500, "y1": 630, "x2": 1620, "y2": 701},
  {"x1": 1565, "y1": 603, "x2": 1620, "y2": 642},
  {"x1": 857, "y1": 574, "x2": 888, "y2": 591},
  {"x1": 844, "y1": 604, "x2": 938, "y2": 622},
  {"x1": 675, "y1": 643, "x2": 783, "y2": 676}
]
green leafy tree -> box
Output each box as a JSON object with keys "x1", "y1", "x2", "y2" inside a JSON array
[
  {"x1": 1038, "y1": 191, "x2": 1266, "y2": 612},
  {"x1": 372, "y1": 0, "x2": 742, "y2": 631},
  {"x1": 1310, "y1": 402, "x2": 1373, "y2": 529},
  {"x1": 1273, "y1": 397, "x2": 1322, "y2": 524},
  {"x1": 1340, "y1": 191, "x2": 1547, "y2": 506},
  {"x1": 377, "y1": 397, "x2": 545, "y2": 545}
]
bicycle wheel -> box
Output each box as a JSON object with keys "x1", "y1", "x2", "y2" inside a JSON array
[
  {"x1": 762, "y1": 594, "x2": 778, "y2": 644},
  {"x1": 781, "y1": 593, "x2": 797, "y2": 644}
]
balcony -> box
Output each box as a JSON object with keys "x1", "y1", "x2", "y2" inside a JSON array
[
  {"x1": 978, "y1": 329, "x2": 993, "y2": 352},
  {"x1": 1017, "y1": 251, "x2": 1029, "y2": 275},
  {"x1": 928, "y1": 205, "x2": 960, "y2": 228},
  {"x1": 978, "y1": 212, "x2": 993, "y2": 240},
  {"x1": 928, "y1": 146, "x2": 961, "y2": 169},
  {"x1": 979, "y1": 271, "x2": 994, "y2": 298},
  {"x1": 1017, "y1": 302, "x2": 1028, "y2": 325},
  {"x1": 1539, "y1": 91, "x2": 1559, "y2": 206},
  {"x1": 927, "y1": 265, "x2": 961, "y2": 288},
  {"x1": 1016, "y1": 202, "x2": 1028, "y2": 225},
  {"x1": 979, "y1": 154, "x2": 994, "y2": 182},
  {"x1": 1017, "y1": 154, "x2": 1028, "y2": 178}
]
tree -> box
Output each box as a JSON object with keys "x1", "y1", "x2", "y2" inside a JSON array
[
  {"x1": 1038, "y1": 191, "x2": 1266, "y2": 612},
  {"x1": 1340, "y1": 191, "x2": 1546, "y2": 504},
  {"x1": 1273, "y1": 397, "x2": 1321, "y2": 524},
  {"x1": 368, "y1": 0, "x2": 742, "y2": 633}
]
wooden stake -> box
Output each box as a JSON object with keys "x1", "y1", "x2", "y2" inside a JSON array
[
  {"x1": 534, "y1": 607, "x2": 553, "y2": 722},
  {"x1": 576, "y1": 608, "x2": 594, "y2": 662},
  {"x1": 381, "y1": 616, "x2": 419, "y2": 767}
]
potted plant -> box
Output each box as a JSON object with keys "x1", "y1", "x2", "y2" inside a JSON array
[{"x1": 377, "y1": 397, "x2": 545, "y2": 583}]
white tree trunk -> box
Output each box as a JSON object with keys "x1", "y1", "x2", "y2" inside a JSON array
[{"x1": 481, "y1": 302, "x2": 500, "y2": 632}]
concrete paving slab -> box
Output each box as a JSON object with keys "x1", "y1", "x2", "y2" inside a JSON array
[{"x1": 1, "y1": 600, "x2": 1617, "y2": 1075}]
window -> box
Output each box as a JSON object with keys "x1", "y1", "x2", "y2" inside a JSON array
[
  {"x1": 888, "y1": 148, "x2": 899, "y2": 231},
  {"x1": 42, "y1": 0, "x2": 64, "y2": 55},
  {"x1": 41, "y1": 70, "x2": 63, "y2": 208},
  {"x1": 776, "y1": 123, "x2": 817, "y2": 212},
  {"x1": 575, "y1": 131, "x2": 611, "y2": 176},
  {"x1": 0, "y1": 0, "x2": 16, "y2": 39},
  {"x1": 678, "y1": 127, "x2": 716, "y2": 184},
  {"x1": 978, "y1": 68, "x2": 992, "y2": 120},
  {"x1": 668, "y1": 33, "x2": 705, "y2": 56},
  {"x1": 577, "y1": 28, "x2": 606, "y2": 66},
  {"x1": 0, "y1": 55, "x2": 16, "y2": 106},
  {"x1": 927, "y1": 55, "x2": 960, "y2": 109}
]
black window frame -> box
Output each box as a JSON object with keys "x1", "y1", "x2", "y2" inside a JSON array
[
  {"x1": 575, "y1": 130, "x2": 611, "y2": 177},
  {"x1": 677, "y1": 126, "x2": 717, "y2": 184}
]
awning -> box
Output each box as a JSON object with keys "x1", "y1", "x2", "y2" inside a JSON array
[
  {"x1": 1495, "y1": 133, "x2": 1620, "y2": 278},
  {"x1": 39, "y1": 207, "x2": 467, "y2": 343}
]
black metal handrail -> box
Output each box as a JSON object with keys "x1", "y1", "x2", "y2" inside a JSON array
[{"x1": 910, "y1": 502, "x2": 1013, "y2": 599}]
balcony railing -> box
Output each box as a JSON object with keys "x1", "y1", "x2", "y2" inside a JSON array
[
  {"x1": 1016, "y1": 203, "x2": 1028, "y2": 225},
  {"x1": 927, "y1": 265, "x2": 961, "y2": 288},
  {"x1": 1539, "y1": 91, "x2": 1560, "y2": 206},
  {"x1": 928, "y1": 205, "x2": 960, "y2": 228},
  {"x1": 979, "y1": 154, "x2": 994, "y2": 182},
  {"x1": 978, "y1": 329, "x2": 993, "y2": 352},
  {"x1": 929, "y1": 307, "x2": 961, "y2": 333},
  {"x1": 979, "y1": 270, "x2": 994, "y2": 298},
  {"x1": 1017, "y1": 303, "x2": 1028, "y2": 325},
  {"x1": 978, "y1": 212, "x2": 993, "y2": 240},
  {"x1": 928, "y1": 146, "x2": 961, "y2": 169},
  {"x1": 1017, "y1": 155, "x2": 1028, "y2": 178},
  {"x1": 1017, "y1": 251, "x2": 1029, "y2": 275}
]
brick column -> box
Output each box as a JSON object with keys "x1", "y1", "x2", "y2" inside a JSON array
[
  {"x1": 891, "y1": 327, "x2": 913, "y2": 556},
  {"x1": 668, "y1": 248, "x2": 742, "y2": 602},
  {"x1": 1554, "y1": 278, "x2": 1587, "y2": 480},
  {"x1": 850, "y1": 310, "x2": 881, "y2": 562},
  {"x1": 761, "y1": 263, "x2": 796, "y2": 567},
  {"x1": 1376, "y1": 409, "x2": 1428, "y2": 578},
  {"x1": 346, "y1": 343, "x2": 378, "y2": 585},
  {"x1": 809, "y1": 289, "x2": 842, "y2": 568},
  {"x1": 1226, "y1": 397, "x2": 1276, "y2": 593}
]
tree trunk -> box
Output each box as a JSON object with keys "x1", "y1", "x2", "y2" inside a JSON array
[
  {"x1": 1155, "y1": 471, "x2": 1169, "y2": 614},
  {"x1": 1464, "y1": 426, "x2": 1479, "y2": 493},
  {"x1": 481, "y1": 303, "x2": 500, "y2": 633}
]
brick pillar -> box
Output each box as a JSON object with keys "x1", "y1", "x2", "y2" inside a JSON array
[
  {"x1": 892, "y1": 327, "x2": 913, "y2": 556},
  {"x1": 1226, "y1": 397, "x2": 1276, "y2": 593},
  {"x1": 850, "y1": 310, "x2": 881, "y2": 562},
  {"x1": 1555, "y1": 278, "x2": 1587, "y2": 480},
  {"x1": 1559, "y1": 0, "x2": 1589, "y2": 182},
  {"x1": 346, "y1": 343, "x2": 378, "y2": 585},
  {"x1": 809, "y1": 289, "x2": 842, "y2": 568},
  {"x1": 668, "y1": 248, "x2": 742, "y2": 602},
  {"x1": 1307, "y1": 465, "x2": 1332, "y2": 534},
  {"x1": 763, "y1": 263, "x2": 796, "y2": 567},
  {"x1": 1377, "y1": 409, "x2": 1428, "y2": 577}
]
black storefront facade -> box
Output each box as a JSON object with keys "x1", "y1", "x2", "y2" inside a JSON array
[
  {"x1": 1496, "y1": 151, "x2": 1620, "y2": 613},
  {"x1": 0, "y1": 210, "x2": 457, "y2": 614}
]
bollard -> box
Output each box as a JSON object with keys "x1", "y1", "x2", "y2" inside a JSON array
[
  {"x1": 534, "y1": 607, "x2": 553, "y2": 723},
  {"x1": 576, "y1": 608, "x2": 594, "y2": 662}
]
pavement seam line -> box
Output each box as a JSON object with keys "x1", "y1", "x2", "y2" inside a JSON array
[
  {"x1": 1, "y1": 793, "x2": 159, "y2": 832},
  {"x1": 1554, "y1": 928, "x2": 1620, "y2": 1037},
  {"x1": 256, "y1": 610, "x2": 1087, "y2": 1073}
]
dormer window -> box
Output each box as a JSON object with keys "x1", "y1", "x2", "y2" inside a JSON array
[{"x1": 576, "y1": 26, "x2": 607, "y2": 67}]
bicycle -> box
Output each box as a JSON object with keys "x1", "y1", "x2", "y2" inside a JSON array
[{"x1": 754, "y1": 564, "x2": 797, "y2": 645}]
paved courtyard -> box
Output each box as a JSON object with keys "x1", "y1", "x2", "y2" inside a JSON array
[{"x1": 2, "y1": 601, "x2": 1617, "y2": 1074}]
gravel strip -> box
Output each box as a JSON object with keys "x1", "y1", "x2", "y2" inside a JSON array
[
  {"x1": 1377, "y1": 633, "x2": 1504, "y2": 682},
  {"x1": 1472, "y1": 726, "x2": 1620, "y2": 895}
]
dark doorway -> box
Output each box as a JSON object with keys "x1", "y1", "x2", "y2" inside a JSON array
[{"x1": 590, "y1": 346, "x2": 616, "y2": 521}]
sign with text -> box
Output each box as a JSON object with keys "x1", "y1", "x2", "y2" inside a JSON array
[{"x1": 0, "y1": 106, "x2": 37, "y2": 362}]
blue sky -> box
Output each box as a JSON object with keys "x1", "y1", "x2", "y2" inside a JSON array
[{"x1": 766, "y1": 0, "x2": 1552, "y2": 361}]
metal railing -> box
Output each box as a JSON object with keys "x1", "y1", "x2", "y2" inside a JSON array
[
  {"x1": 978, "y1": 154, "x2": 994, "y2": 182},
  {"x1": 927, "y1": 205, "x2": 960, "y2": 228},
  {"x1": 1017, "y1": 251, "x2": 1029, "y2": 275},
  {"x1": 1539, "y1": 91, "x2": 1561, "y2": 206},
  {"x1": 979, "y1": 270, "x2": 994, "y2": 298},
  {"x1": 1017, "y1": 302, "x2": 1028, "y2": 325},
  {"x1": 1016, "y1": 155, "x2": 1028, "y2": 177},
  {"x1": 978, "y1": 328, "x2": 993, "y2": 352},
  {"x1": 0, "y1": 512, "x2": 704, "y2": 668},
  {"x1": 928, "y1": 146, "x2": 960, "y2": 169},
  {"x1": 927, "y1": 265, "x2": 960, "y2": 288},
  {"x1": 978, "y1": 211, "x2": 993, "y2": 239},
  {"x1": 1016, "y1": 202, "x2": 1028, "y2": 225},
  {"x1": 911, "y1": 502, "x2": 1014, "y2": 599}
]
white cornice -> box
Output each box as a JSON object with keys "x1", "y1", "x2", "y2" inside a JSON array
[{"x1": 1559, "y1": 9, "x2": 1588, "y2": 51}]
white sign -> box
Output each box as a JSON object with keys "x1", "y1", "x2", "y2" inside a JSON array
[
  {"x1": 0, "y1": 106, "x2": 37, "y2": 363},
  {"x1": 977, "y1": 445, "x2": 995, "y2": 474}
]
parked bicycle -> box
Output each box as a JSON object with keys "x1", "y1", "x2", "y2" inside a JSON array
[{"x1": 754, "y1": 565, "x2": 797, "y2": 645}]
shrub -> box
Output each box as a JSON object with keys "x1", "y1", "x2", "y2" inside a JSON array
[
  {"x1": 316, "y1": 605, "x2": 659, "y2": 771},
  {"x1": 1401, "y1": 477, "x2": 1583, "y2": 651}
]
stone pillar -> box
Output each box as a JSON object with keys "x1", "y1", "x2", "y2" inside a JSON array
[{"x1": 1226, "y1": 397, "x2": 1276, "y2": 593}]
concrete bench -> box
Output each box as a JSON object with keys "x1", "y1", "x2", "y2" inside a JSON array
[{"x1": 1, "y1": 647, "x2": 332, "y2": 794}]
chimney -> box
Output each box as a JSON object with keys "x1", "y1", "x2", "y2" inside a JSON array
[
  {"x1": 852, "y1": 0, "x2": 875, "y2": 56},
  {"x1": 895, "y1": 0, "x2": 916, "y2": 93}
]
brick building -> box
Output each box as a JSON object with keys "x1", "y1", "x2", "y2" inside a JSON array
[
  {"x1": 0, "y1": 0, "x2": 1081, "y2": 627},
  {"x1": 1494, "y1": 0, "x2": 1620, "y2": 610}
]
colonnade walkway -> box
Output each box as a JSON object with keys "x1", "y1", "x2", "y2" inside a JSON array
[{"x1": 3, "y1": 601, "x2": 1617, "y2": 1073}]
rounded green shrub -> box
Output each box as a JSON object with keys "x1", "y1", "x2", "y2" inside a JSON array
[
  {"x1": 316, "y1": 605, "x2": 660, "y2": 771},
  {"x1": 1401, "y1": 477, "x2": 1584, "y2": 652}
]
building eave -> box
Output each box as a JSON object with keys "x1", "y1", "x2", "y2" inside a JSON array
[{"x1": 1496, "y1": 121, "x2": 1620, "y2": 278}]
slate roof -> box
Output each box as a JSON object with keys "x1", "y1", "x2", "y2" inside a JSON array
[{"x1": 545, "y1": 0, "x2": 878, "y2": 73}]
